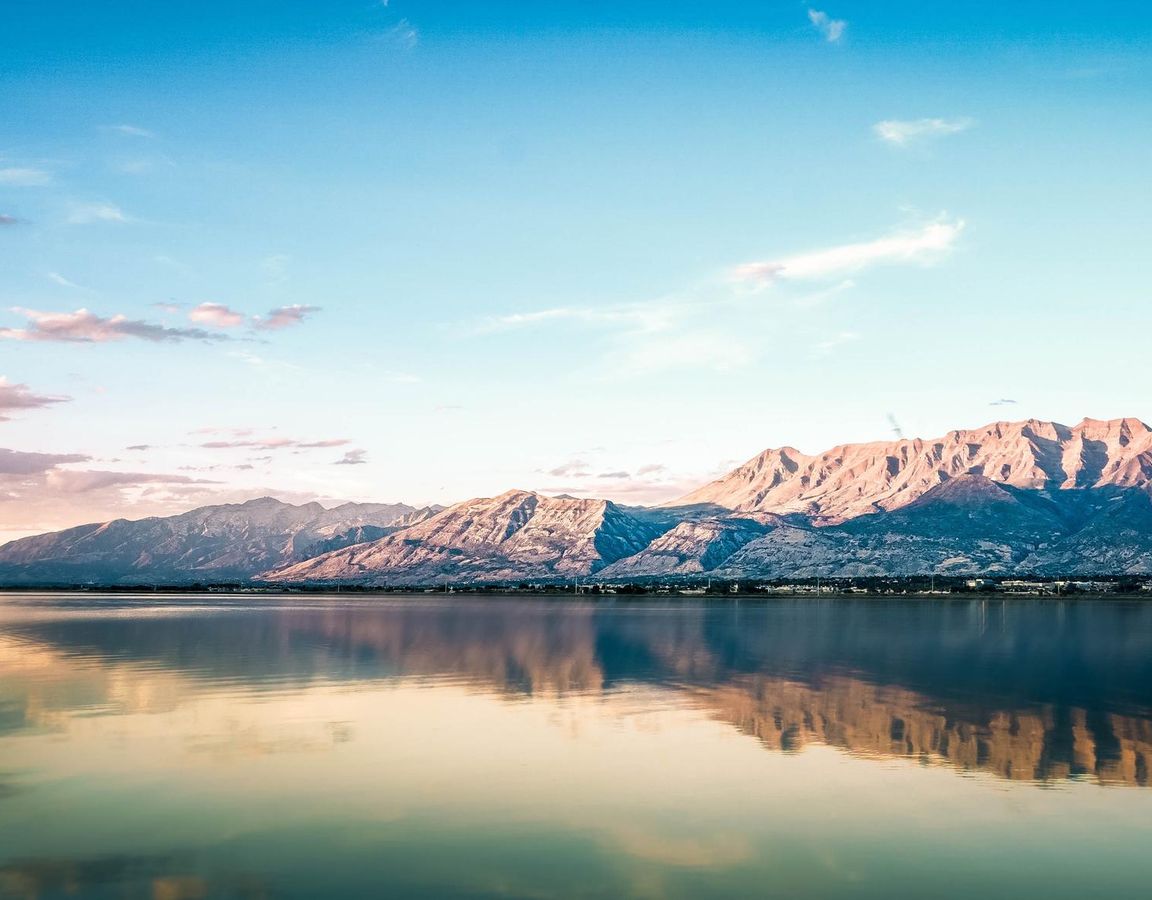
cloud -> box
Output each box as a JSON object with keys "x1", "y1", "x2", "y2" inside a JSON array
[
  {"x1": 874, "y1": 117, "x2": 975, "y2": 146},
  {"x1": 200, "y1": 436, "x2": 350, "y2": 451},
  {"x1": 389, "y1": 18, "x2": 419, "y2": 48},
  {"x1": 252, "y1": 305, "x2": 320, "y2": 331},
  {"x1": 808, "y1": 9, "x2": 846, "y2": 43},
  {"x1": 152, "y1": 302, "x2": 182, "y2": 314},
  {"x1": 334, "y1": 449, "x2": 368, "y2": 466},
  {"x1": 480, "y1": 303, "x2": 676, "y2": 336},
  {"x1": 67, "y1": 203, "x2": 128, "y2": 224},
  {"x1": 109, "y1": 124, "x2": 156, "y2": 138},
  {"x1": 47, "y1": 272, "x2": 83, "y2": 289},
  {"x1": 0, "y1": 214, "x2": 23, "y2": 226},
  {"x1": 125, "y1": 444, "x2": 152, "y2": 451},
  {"x1": 0, "y1": 448, "x2": 90, "y2": 475},
  {"x1": 43, "y1": 469, "x2": 218, "y2": 494},
  {"x1": 0, "y1": 308, "x2": 228, "y2": 343},
  {"x1": 732, "y1": 218, "x2": 965, "y2": 284},
  {"x1": 546, "y1": 461, "x2": 591, "y2": 478},
  {"x1": 188, "y1": 302, "x2": 245, "y2": 329},
  {"x1": 811, "y1": 330, "x2": 860, "y2": 357},
  {"x1": 0, "y1": 167, "x2": 52, "y2": 187},
  {"x1": 0, "y1": 378, "x2": 71, "y2": 422},
  {"x1": 989, "y1": 398, "x2": 1018, "y2": 406}
]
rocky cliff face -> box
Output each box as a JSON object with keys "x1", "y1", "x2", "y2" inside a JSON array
[
  {"x1": 266, "y1": 489, "x2": 669, "y2": 584},
  {"x1": 0, "y1": 497, "x2": 439, "y2": 583},
  {"x1": 670, "y1": 417, "x2": 1152, "y2": 522}
]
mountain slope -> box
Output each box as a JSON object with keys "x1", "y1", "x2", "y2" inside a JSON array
[
  {"x1": 266, "y1": 489, "x2": 669, "y2": 584},
  {"x1": 671, "y1": 417, "x2": 1152, "y2": 522},
  {"x1": 0, "y1": 497, "x2": 438, "y2": 584},
  {"x1": 598, "y1": 515, "x2": 779, "y2": 578}
]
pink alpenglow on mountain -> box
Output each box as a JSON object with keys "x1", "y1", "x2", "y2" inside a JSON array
[{"x1": 669, "y1": 418, "x2": 1152, "y2": 522}]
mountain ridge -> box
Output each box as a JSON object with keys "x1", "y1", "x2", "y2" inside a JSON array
[{"x1": 4, "y1": 417, "x2": 1152, "y2": 584}]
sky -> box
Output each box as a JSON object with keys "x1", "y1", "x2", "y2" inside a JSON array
[{"x1": 1, "y1": 0, "x2": 1151, "y2": 540}]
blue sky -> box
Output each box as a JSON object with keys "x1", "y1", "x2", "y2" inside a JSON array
[{"x1": 2, "y1": 1, "x2": 1150, "y2": 537}]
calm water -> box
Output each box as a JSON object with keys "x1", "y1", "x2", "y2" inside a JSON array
[{"x1": 1, "y1": 595, "x2": 1152, "y2": 899}]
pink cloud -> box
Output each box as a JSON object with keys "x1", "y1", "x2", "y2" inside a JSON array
[
  {"x1": 199, "y1": 436, "x2": 350, "y2": 451},
  {"x1": 44, "y1": 470, "x2": 219, "y2": 494},
  {"x1": 0, "y1": 308, "x2": 227, "y2": 343},
  {"x1": 188, "y1": 302, "x2": 245, "y2": 328},
  {"x1": 0, "y1": 378, "x2": 71, "y2": 421},
  {"x1": 0, "y1": 448, "x2": 91, "y2": 475},
  {"x1": 253, "y1": 305, "x2": 320, "y2": 331}
]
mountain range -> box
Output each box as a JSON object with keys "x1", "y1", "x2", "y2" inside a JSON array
[{"x1": 3, "y1": 416, "x2": 1152, "y2": 585}]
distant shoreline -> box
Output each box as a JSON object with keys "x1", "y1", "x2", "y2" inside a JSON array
[{"x1": 2, "y1": 585, "x2": 1150, "y2": 602}]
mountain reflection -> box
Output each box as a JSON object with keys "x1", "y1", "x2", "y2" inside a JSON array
[{"x1": 2, "y1": 597, "x2": 1151, "y2": 787}]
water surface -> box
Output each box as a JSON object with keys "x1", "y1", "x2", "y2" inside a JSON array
[{"x1": 1, "y1": 594, "x2": 1151, "y2": 898}]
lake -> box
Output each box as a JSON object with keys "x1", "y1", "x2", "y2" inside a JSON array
[{"x1": 1, "y1": 594, "x2": 1151, "y2": 899}]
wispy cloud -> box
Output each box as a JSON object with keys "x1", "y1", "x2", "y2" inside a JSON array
[
  {"x1": 389, "y1": 18, "x2": 419, "y2": 48},
  {"x1": 0, "y1": 167, "x2": 52, "y2": 187},
  {"x1": 1, "y1": 214, "x2": 25, "y2": 226},
  {"x1": 334, "y1": 449, "x2": 368, "y2": 466},
  {"x1": 189, "y1": 302, "x2": 245, "y2": 328},
  {"x1": 67, "y1": 203, "x2": 128, "y2": 225},
  {"x1": 989, "y1": 398, "x2": 1018, "y2": 406},
  {"x1": 47, "y1": 272, "x2": 83, "y2": 290},
  {"x1": 44, "y1": 469, "x2": 218, "y2": 494},
  {"x1": 808, "y1": 9, "x2": 846, "y2": 43},
  {"x1": 252, "y1": 305, "x2": 320, "y2": 330},
  {"x1": 0, "y1": 308, "x2": 228, "y2": 343},
  {"x1": 479, "y1": 303, "x2": 675, "y2": 336},
  {"x1": 199, "y1": 434, "x2": 350, "y2": 451},
  {"x1": 811, "y1": 330, "x2": 860, "y2": 357},
  {"x1": 0, "y1": 378, "x2": 71, "y2": 422},
  {"x1": 0, "y1": 448, "x2": 90, "y2": 475},
  {"x1": 874, "y1": 117, "x2": 975, "y2": 146},
  {"x1": 732, "y1": 217, "x2": 965, "y2": 284},
  {"x1": 109, "y1": 124, "x2": 156, "y2": 138}
]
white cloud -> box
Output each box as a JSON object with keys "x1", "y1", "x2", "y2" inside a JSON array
[
  {"x1": 811, "y1": 331, "x2": 860, "y2": 357},
  {"x1": 109, "y1": 124, "x2": 156, "y2": 138},
  {"x1": 47, "y1": 272, "x2": 83, "y2": 290},
  {"x1": 389, "y1": 18, "x2": 419, "y2": 48},
  {"x1": 732, "y1": 217, "x2": 965, "y2": 284},
  {"x1": 479, "y1": 303, "x2": 676, "y2": 336},
  {"x1": 808, "y1": 9, "x2": 846, "y2": 43},
  {"x1": 67, "y1": 203, "x2": 128, "y2": 225},
  {"x1": 0, "y1": 167, "x2": 52, "y2": 187},
  {"x1": 874, "y1": 117, "x2": 975, "y2": 146}
]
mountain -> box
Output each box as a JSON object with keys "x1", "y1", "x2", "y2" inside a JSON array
[
  {"x1": 709, "y1": 475, "x2": 1069, "y2": 578},
  {"x1": 265, "y1": 489, "x2": 669, "y2": 585},
  {"x1": 6, "y1": 417, "x2": 1152, "y2": 585},
  {"x1": 598, "y1": 515, "x2": 779, "y2": 578},
  {"x1": 0, "y1": 497, "x2": 440, "y2": 584},
  {"x1": 671, "y1": 417, "x2": 1152, "y2": 523}
]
